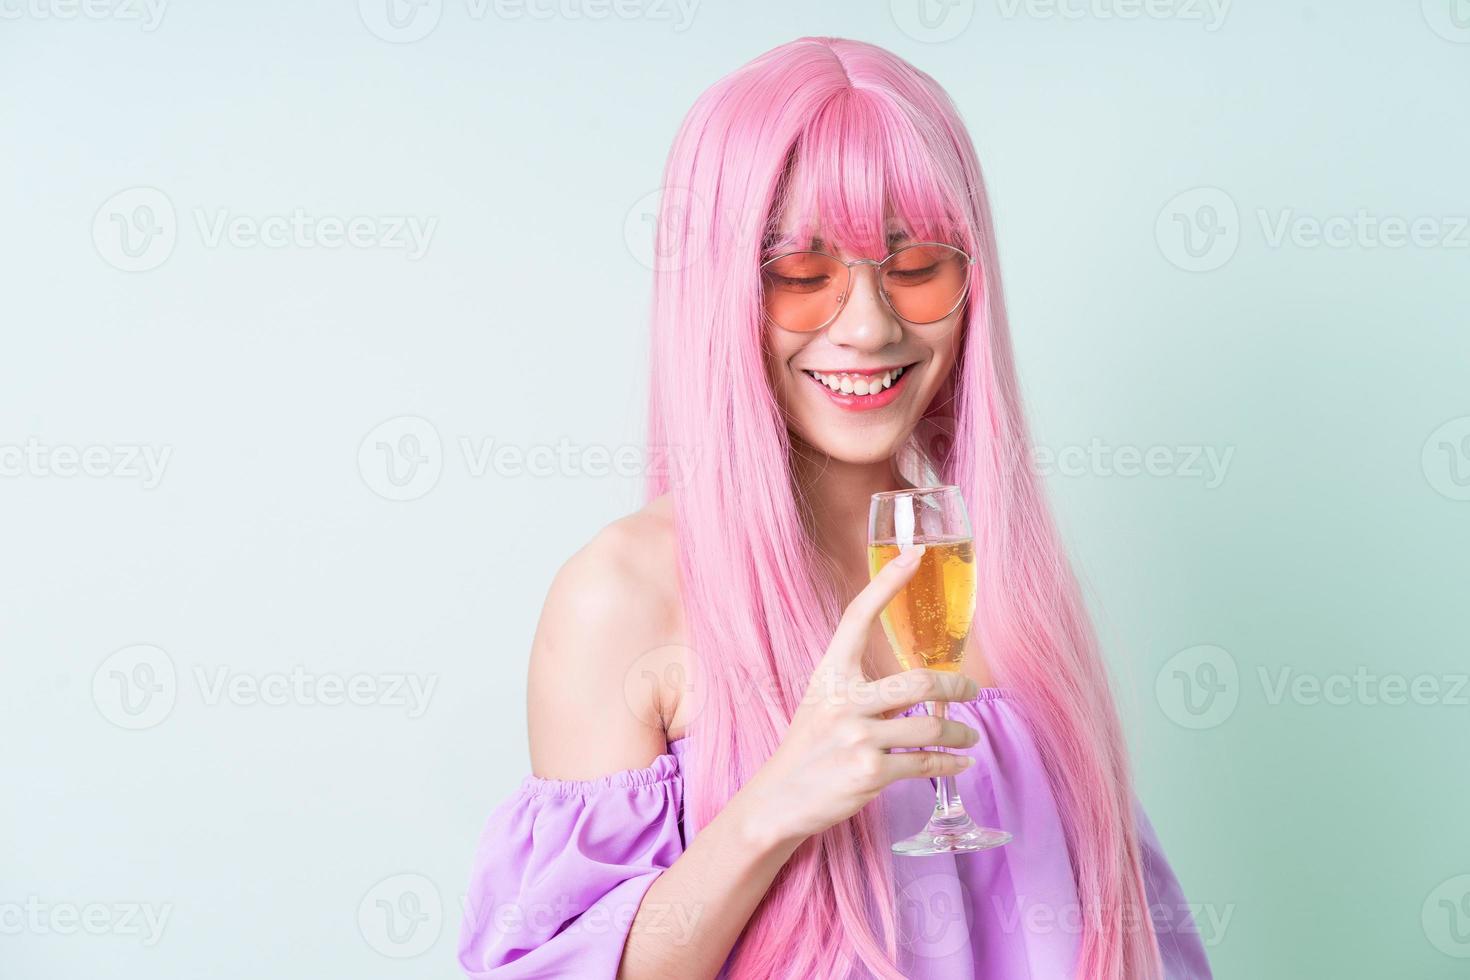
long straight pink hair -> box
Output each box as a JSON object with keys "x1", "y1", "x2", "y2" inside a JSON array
[{"x1": 644, "y1": 37, "x2": 1162, "y2": 980}]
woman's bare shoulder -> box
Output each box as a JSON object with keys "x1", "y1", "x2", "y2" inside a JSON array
[
  {"x1": 553, "y1": 494, "x2": 681, "y2": 629},
  {"x1": 525, "y1": 494, "x2": 687, "y2": 778}
]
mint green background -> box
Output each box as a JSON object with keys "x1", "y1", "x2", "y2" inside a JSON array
[{"x1": 2, "y1": 2, "x2": 1466, "y2": 977}]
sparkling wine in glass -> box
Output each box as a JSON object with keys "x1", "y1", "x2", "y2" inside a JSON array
[{"x1": 868, "y1": 485, "x2": 1012, "y2": 856}]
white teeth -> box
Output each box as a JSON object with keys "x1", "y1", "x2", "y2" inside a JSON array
[{"x1": 806, "y1": 365, "x2": 907, "y2": 395}]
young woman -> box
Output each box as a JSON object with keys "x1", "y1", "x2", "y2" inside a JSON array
[{"x1": 459, "y1": 36, "x2": 1212, "y2": 980}]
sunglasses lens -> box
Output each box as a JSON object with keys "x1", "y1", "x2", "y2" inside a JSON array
[
  {"x1": 761, "y1": 251, "x2": 846, "y2": 332},
  {"x1": 882, "y1": 244, "x2": 970, "y2": 323}
]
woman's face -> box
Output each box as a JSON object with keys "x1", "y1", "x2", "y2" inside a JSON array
[{"x1": 764, "y1": 231, "x2": 966, "y2": 466}]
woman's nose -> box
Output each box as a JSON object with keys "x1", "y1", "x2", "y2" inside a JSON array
[{"x1": 824, "y1": 264, "x2": 903, "y2": 350}]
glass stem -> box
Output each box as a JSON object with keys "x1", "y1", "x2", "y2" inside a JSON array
[{"x1": 929, "y1": 699, "x2": 965, "y2": 821}]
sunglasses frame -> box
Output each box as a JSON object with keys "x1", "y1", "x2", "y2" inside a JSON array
[{"x1": 759, "y1": 241, "x2": 977, "y2": 333}]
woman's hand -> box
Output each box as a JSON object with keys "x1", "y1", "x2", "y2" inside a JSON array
[{"x1": 735, "y1": 545, "x2": 981, "y2": 849}]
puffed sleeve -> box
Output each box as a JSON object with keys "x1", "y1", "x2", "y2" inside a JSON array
[
  {"x1": 1135, "y1": 799, "x2": 1214, "y2": 980},
  {"x1": 458, "y1": 752, "x2": 686, "y2": 978}
]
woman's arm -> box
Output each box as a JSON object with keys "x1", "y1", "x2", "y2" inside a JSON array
[{"x1": 528, "y1": 516, "x2": 802, "y2": 979}]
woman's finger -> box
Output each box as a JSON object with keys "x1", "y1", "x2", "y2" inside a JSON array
[
  {"x1": 880, "y1": 748, "x2": 973, "y2": 783},
  {"x1": 823, "y1": 544, "x2": 926, "y2": 671},
  {"x1": 871, "y1": 715, "x2": 979, "y2": 751},
  {"x1": 859, "y1": 667, "x2": 978, "y2": 716}
]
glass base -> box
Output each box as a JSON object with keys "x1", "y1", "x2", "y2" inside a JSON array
[{"x1": 892, "y1": 814, "x2": 1012, "y2": 856}]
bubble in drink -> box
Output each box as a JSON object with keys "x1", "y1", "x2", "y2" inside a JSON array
[{"x1": 867, "y1": 537, "x2": 976, "y2": 672}]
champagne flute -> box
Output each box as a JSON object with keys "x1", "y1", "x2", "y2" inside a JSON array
[{"x1": 868, "y1": 485, "x2": 1012, "y2": 856}]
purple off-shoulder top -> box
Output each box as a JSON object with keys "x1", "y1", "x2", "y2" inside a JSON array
[{"x1": 458, "y1": 689, "x2": 1213, "y2": 979}]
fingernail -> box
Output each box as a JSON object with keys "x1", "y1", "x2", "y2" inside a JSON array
[{"x1": 960, "y1": 757, "x2": 974, "y2": 768}]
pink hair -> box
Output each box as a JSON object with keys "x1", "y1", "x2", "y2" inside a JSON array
[{"x1": 645, "y1": 36, "x2": 1162, "y2": 980}]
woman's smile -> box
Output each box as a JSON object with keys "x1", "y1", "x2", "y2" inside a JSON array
[{"x1": 798, "y1": 361, "x2": 919, "y2": 412}]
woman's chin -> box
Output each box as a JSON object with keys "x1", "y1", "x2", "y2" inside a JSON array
[{"x1": 791, "y1": 427, "x2": 910, "y2": 466}]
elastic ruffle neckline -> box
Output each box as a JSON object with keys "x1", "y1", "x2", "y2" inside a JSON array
[{"x1": 517, "y1": 748, "x2": 680, "y2": 798}]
